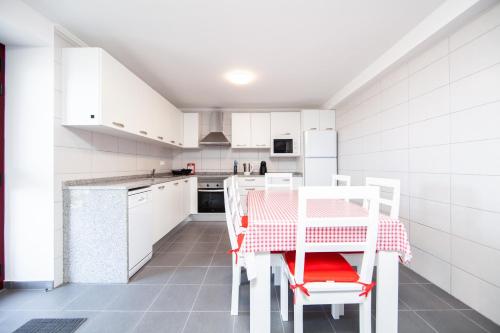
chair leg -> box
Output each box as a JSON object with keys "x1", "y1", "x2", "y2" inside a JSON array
[
  {"x1": 274, "y1": 266, "x2": 281, "y2": 286},
  {"x1": 359, "y1": 294, "x2": 372, "y2": 333},
  {"x1": 294, "y1": 302, "x2": 303, "y2": 333},
  {"x1": 331, "y1": 304, "x2": 341, "y2": 320},
  {"x1": 339, "y1": 304, "x2": 344, "y2": 316},
  {"x1": 280, "y1": 269, "x2": 288, "y2": 321},
  {"x1": 231, "y1": 262, "x2": 241, "y2": 316}
]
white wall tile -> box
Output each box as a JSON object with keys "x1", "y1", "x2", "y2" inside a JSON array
[
  {"x1": 400, "y1": 194, "x2": 410, "y2": 220},
  {"x1": 117, "y1": 138, "x2": 137, "y2": 155},
  {"x1": 91, "y1": 132, "x2": 118, "y2": 152},
  {"x1": 450, "y1": 26, "x2": 500, "y2": 81},
  {"x1": 452, "y1": 205, "x2": 500, "y2": 250},
  {"x1": 411, "y1": 247, "x2": 451, "y2": 292},
  {"x1": 409, "y1": 39, "x2": 449, "y2": 74},
  {"x1": 410, "y1": 197, "x2": 450, "y2": 232},
  {"x1": 451, "y1": 175, "x2": 500, "y2": 212},
  {"x1": 380, "y1": 63, "x2": 408, "y2": 90},
  {"x1": 54, "y1": 147, "x2": 92, "y2": 174},
  {"x1": 378, "y1": 149, "x2": 408, "y2": 172},
  {"x1": 363, "y1": 133, "x2": 381, "y2": 153},
  {"x1": 450, "y1": 63, "x2": 500, "y2": 112},
  {"x1": 409, "y1": 85, "x2": 450, "y2": 123},
  {"x1": 409, "y1": 173, "x2": 450, "y2": 203},
  {"x1": 450, "y1": 2, "x2": 500, "y2": 51},
  {"x1": 381, "y1": 79, "x2": 408, "y2": 110},
  {"x1": 451, "y1": 139, "x2": 500, "y2": 175},
  {"x1": 409, "y1": 57, "x2": 449, "y2": 98},
  {"x1": 452, "y1": 236, "x2": 500, "y2": 286},
  {"x1": 409, "y1": 115, "x2": 450, "y2": 148},
  {"x1": 378, "y1": 103, "x2": 408, "y2": 131},
  {"x1": 451, "y1": 267, "x2": 500, "y2": 325},
  {"x1": 91, "y1": 151, "x2": 118, "y2": 173},
  {"x1": 409, "y1": 145, "x2": 450, "y2": 174},
  {"x1": 54, "y1": 119, "x2": 92, "y2": 149},
  {"x1": 451, "y1": 101, "x2": 500, "y2": 143},
  {"x1": 380, "y1": 126, "x2": 408, "y2": 151},
  {"x1": 411, "y1": 222, "x2": 451, "y2": 261}
]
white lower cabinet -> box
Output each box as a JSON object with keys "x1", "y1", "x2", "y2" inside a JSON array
[
  {"x1": 128, "y1": 189, "x2": 153, "y2": 277},
  {"x1": 152, "y1": 177, "x2": 197, "y2": 244}
]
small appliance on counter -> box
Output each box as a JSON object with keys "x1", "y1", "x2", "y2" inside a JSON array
[
  {"x1": 243, "y1": 163, "x2": 254, "y2": 176},
  {"x1": 233, "y1": 160, "x2": 238, "y2": 175},
  {"x1": 187, "y1": 162, "x2": 196, "y2": 174},
  {"x1": 259, "y1": 161, "x2": 267, "y2": 175},
  {"x1": 172, "y1": 168, "x2": 192, "y2": 176}
]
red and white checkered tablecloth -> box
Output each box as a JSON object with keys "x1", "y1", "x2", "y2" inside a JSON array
[{"x1": 240, "y1": 190, "x2": 412, "y2": 263}]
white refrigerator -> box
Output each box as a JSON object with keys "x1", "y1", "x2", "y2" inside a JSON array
[{"x1": 303, "y1": 130, "x2": 337, "y2": 186}]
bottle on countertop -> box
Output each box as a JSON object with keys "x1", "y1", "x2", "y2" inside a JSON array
[{"x1": 233, "y1": 160, "x2": 238, "y2": 175}]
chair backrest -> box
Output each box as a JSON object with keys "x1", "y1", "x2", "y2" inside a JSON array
[
  {"x1": 232, "y1": 175, "x2": 245, "y2": 217},
  {"x1": 332, "y1": 174, "x2": 351, "y2": 186},
  {"x1": 223, "y1": 177, "x2": 241, "y2": 250},
  {"x1": 363, "y1": 177, "x2": 400, "y2": 218},
  {"x1": 264, "y1": 172, "x2": 293, "y2": 190},
  {"x1": 295, "y1": 186, "x2": 380, "y2": 284}
]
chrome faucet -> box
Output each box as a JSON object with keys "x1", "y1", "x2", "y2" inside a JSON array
[{"x1": 151, "y1": 168, "x2": 156, "y2": 178}]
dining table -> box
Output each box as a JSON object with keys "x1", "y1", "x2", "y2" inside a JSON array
[{"x1": 240, "y1": 189, "x2": 412, "y2": 333}]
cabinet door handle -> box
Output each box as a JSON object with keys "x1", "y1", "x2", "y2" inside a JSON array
[
  {"x1": 170, "y1": 140, "x2": 176, "y2": 144},
  {"x1": 179, "y1": 143, "x2": 183, "y2": 146},
  {"x1": 174, "y1": 182, "x2": 179, "y2": 186},
  {"x1": 246, "y1": 188, "x2": 255, "y2": 191},
  {"x1": 158, "y1": 185, "x2": 165, "y2": 190},
  {"x1": 139, "y1": 130, "x2": 148, "y2": 135},
  {"x1": 256, "y1": 144, "x2": 267, "y2": 147},
  {"x1": 281, "y1": 132, "x2": 291, "y2": 135},
  {"x1": 157, "y1": 136, "x2": 164, "y2": 140},
  {"x1": 245, "y1": 179, "x2": 255, "y2": 182},
  {"x1": 325, "y1": 128, "x2": 334, "y2": 130},
  {"x1": 236, "y1": 144, "x2": 247, "y2": 147},
  {"x1": 309, "y1": 127, "x2": 317, "y2": 130},
  {"x1": 184, "y1": 180, "x2": 188, "y2": 183},
  {"x1": 138, "y1": 197, "x2": 145, "y2": 202},
  {"x1": 112, "y1": 122, "x2": 125, "y2": 128}
]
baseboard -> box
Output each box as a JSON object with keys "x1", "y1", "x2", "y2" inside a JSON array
[
  {"x1": 188, "y1": 213, "x2": 225, "y2": 221},
  {"x1": 4, "y1": 280, "x2": 54, "y2": 290}
]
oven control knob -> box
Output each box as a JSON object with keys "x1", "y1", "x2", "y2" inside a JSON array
[{"x1": 216, "y1": 184, "x2": 220, "y2": 187}]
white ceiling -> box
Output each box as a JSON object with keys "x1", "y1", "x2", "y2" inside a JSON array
[{"x1": 24, "y1": 0, "x2": 445, "y2": 109}]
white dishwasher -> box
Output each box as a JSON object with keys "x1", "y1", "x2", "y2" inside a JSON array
[{"x1": 128, "y1": 187, "x2": 153, "y2": 278}]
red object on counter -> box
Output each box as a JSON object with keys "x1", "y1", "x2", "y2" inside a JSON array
[{"x1": 187, "y1": 162, "x2": 196, "y2": 175}]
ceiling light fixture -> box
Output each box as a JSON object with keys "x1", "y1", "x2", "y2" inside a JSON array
[{"x1": 224, "y1": 69, "x2": 256, "y2": 85}]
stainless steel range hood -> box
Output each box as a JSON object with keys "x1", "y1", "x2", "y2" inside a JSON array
[{"x1": 199, "y1": 111, "x2": 231, "y2": 146}]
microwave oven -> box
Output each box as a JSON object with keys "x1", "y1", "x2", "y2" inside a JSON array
[{"x1": 272, "y1": 138, "x2": 298, "y2": 156}]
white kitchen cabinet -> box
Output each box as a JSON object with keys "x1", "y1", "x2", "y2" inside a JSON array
[
  {"x1": 250, "y1": 113, "x2": 271, "y2": 148},
  {"x1": 63, "y1": 47, "x2": 183, "y2": 148},
  {"x1": 188, "y1": 177, "x2": 198, "y2": 214},
  {"x1": 152, "y1": 183, "x2": 170, "y2": 243},
  {"x1": 270, "y1": 112, "x2": 301, "y2": 156},
  {"x1": 301, "y1": 110, "x2": 335, "y2": 131},
  {"x1": 128, "y1": 188, "x2": 153, "y2": 277},
  {"x1": 183, "y1": 113, "x2": 199, "y2": 148},
  {"x1": 231, "y1": 113, "x2": 252, "y2": 148}
]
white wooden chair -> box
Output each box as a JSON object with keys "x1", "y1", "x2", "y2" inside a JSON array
[
  {"x1": 264, "y1": 172, "x2": 293, "y2": 190},
  {"x1": 364, "y1": 177, "x2": 400, "y2": 218},
  {"x1": 224, "y1": 177, "x2": 247, "y2": 315},
  {"x1": 332, "y1": 174, "x2": 351, "y2": 186},
  {"x1": 232, "y1": 176, "x2": 248, "y2": 229},
  {"x1": 280, "y1": 186, "x2": 380, "y2": 333}
]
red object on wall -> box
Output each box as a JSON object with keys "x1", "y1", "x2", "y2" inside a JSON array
[
  {"x1": 187, "y1": 162, "x2": 195, "y2": 175},
  {"x1": 0, "y1": 43, "x2": 5, "y2": 289}
]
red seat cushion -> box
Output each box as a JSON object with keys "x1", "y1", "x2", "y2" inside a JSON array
[
  {"x1": 236, "y1": 233, "x2": 245, "y2": 249},
  {"x1": 241, "y1": 215, "x2": 249, "y2": 228},
  {"x1": 284, "y1": 251, "x2": 359, "y2": 283}
]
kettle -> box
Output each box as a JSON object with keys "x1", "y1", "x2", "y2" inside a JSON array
[{"x1": 259, "y1": 161, "x2": 267, "y2": 175}]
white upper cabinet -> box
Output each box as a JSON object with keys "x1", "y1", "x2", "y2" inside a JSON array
[
  {"x1": 183, "y1": 113, "x2": 199, "y2": 148},
  {"x1": 232, "y1": 113, "x2": 271, "y2": 148},
  {"x1": 63, "y1": 47, "x2": 184, "y2": 148},
  {"x1": 271, "y1": 112, "x2": 301, "y2": 138},
  {"x1": 250, "y1": 113, "x2": 271, "y2": 148},
  {"x1": 301, "y1": 110, "x2": 336, "y2": 131},
  {"x1": 231, "y1": 113, "x2": 252, "y2": 148}
]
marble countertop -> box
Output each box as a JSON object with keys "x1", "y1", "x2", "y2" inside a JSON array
[{"x1": 64, "y1": 172, "x2": 303, "y2": 190}]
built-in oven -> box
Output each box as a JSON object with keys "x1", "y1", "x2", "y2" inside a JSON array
[
  {"x1": 272, "y1": 138, "x2": 297, "y2": 155},
  {"x1": 197, "y1": 178, "x2": 225, "y2": 213}
]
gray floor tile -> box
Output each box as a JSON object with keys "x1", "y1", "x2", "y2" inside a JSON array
[
  {"x1": 400, "y1": 265, "x2": 431, "y2": 284},
  {"x1": 460, "y1": 310, "x2": 500, "y2": 333},
  {"x1": 416, "y1": 310, "x2": 487, "y2": 333},
  {"x1": 0, "y1": 290, "x2": 42, "y2": 310},
  {"x1": 180, "y1": 253, "x2": 214, "y2": 266},
  {"x1": 190, "y1": 242, "x2": 219, "y2": 253},
  {"x1": 65, "y1": 285, "x2": 125, "y2": 310},
  {"x1": 234, "y1": 311, "x2": 284, "y2": 333},
  {"x1": 130, "y1": 267, "x2": 176, "y2": 285},
  {"x1": 183, "y1": 311, "x2": 234, "y2": 333},
  {"x1": 398, "y1": 311, "x2": 435, "y2": 333},
  {"x1": 204, "y1": 267, "x2": 232, "y2": 285},
  {"x1": 193, "y1": 285, "x2": 232, "y2": 311},
  {"x1": 211, "y1": 253, "x2": 232, "y2": 266},
  {"x1": 164, "y1": 242, "x2": 195, "y2": 253},
  {"x1": 20, "y1": 283, "x2": 89, "y2": 310},
  {"x1": 399, "y1": 284, "x2": 452, "y2": 310},
  {"x1": 169, "y1": 267, "x2": 208, "y2": 284},
  {"x1": 106, "y1": 285, "x2": 162, "y2": 311},
  {"x1": 238, "y1": 284, "x2": 279, "y2": 312},
  {"x1": 197, "y1": 234, "x2": 221, "y2": 243},
  {"x1": 421, "y1": 284, "x2": 471, "y2": 310},
  {"x1": 148, "y1": 252, "x2": 186, "y2": 267},
  {"x1": 0, "y1": 310, "x2": 63, "y2": 333},
  {"x1": 328, "y1": 310, "x2": 375, "y2": 333},
  {"x1": 216, "y1": 242, "x2": 231, "y2": 253},
  {"x1": 77, "y1": 311, "x2": 143, "y2": 333},
  {"x1": 133, "y1": 311, "x2": 189, "y2": 333},
  {"x1": 150, "y1": 285, "x2": 200, "y2": 311},
  {"x1": 175, "y1": 233, "x2": 201, "y2": 242},
  {"x1": 284, "y1": 311, "x2": 336, "y2": 333}
]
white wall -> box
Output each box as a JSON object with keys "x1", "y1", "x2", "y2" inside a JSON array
[
  {"x1": 335, "y1": 3, "x2": 500, "y2": 324},
  {"x1": 172, "y1": 111, "x2": 301, "y2": 173}
]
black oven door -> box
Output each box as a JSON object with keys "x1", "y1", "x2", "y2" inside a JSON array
[
  {"x1": 273, "y1": 139, "x2": 293, "y2": 154},
  {"x1": 198, "y1": 189, "x2": 225, "y2": 213}
]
